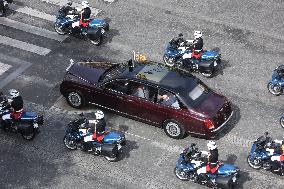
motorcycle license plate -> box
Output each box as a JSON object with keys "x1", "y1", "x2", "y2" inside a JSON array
[
  {"x1": 232, "y1": 175, "x2": 237, "y2": 183},
  {"x1": 101, "y1": 29, "x2": 105, "y2": 34},
  {"x1": 33, "y1": 123, "x2": 39, "y2": 128},
  {"x1": 214, "y1": 61, "x2": 217, "y2": 67},
  {"x1": 117, "y1": 144, "x2": 122, "y2": 150}
]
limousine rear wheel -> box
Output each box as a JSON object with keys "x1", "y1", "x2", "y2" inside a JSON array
[
  {"x1": 66, "y1": 90, "x2": 85, "y2": 109},
  {"x1": 163, "y1": 120, "x2": 185, "y2": 139}
]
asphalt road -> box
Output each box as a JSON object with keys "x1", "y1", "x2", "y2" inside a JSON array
[{"x1": 0, "y1": 0, "x2": 284, "y2": 188}]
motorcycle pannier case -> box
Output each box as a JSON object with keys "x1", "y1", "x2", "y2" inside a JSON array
[
  {"x1": 86, "y1": 28, "x2": 102, "y2": 40},
  {"x1": 100, "y1": 143, "x2": 118, "y2": 158}
]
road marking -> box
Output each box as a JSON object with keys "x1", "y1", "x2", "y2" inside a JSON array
[
  {"x1": 0, "y1": 17, "x2": 67, "y2": 42},
  {"x1": 0, "y1": 35, "x2": 51, "y2": 56},
  {"x1": 0, "y1": 62, "x2": 12, "y2": 76},
  {"x1": 9, "y1": 4, "x2": 55, "y2": 22},
  {"x1": 0, "y1": 53, "x2": 32, "y2": 89},
  {"x1": 39, "y1": 0, "x2": 101, "y2": 16}
]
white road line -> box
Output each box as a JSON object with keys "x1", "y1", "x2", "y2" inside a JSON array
[
  {"x1": 0, "y1": 17, "x2": 67, "y2": 42},
  {"x1": 9, "y1": 4, "x2": 55, "y2": 22},
  {"x1": 40, "y1": 0, "x2": 101, "y2": 16},
  {"x1": 0, "y1": 53, "x2": 32, "y2": 89},
  {"x1": 0, "y1": 62, "x2": 12, "y2": 76},
  {"x1": 0, "y1": 35, "x2": 51, "y2": 56}
]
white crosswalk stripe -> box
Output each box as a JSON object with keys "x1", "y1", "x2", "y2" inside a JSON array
[
  {"x1": 0, "y1": 17, "x2": 67, "y2": 42},
  {"x1": 0, "y1": 35, "x2": 51, "y2": 56},
  {"x1": 9, "y1": 4, "x2": 56, "y2": 22},
  {"x1": 0, "y1": 62, "x2": 12, "y2": 76},
  {"x1": 40, "y1": 0, "x2": 101, "y2": 16}
]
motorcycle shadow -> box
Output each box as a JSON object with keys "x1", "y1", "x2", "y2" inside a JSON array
[
  {"x1": 215, "y1": 59, "x2": 232, "y2": 77},
  {"x1": 223, "y1": 154, "x2": 252, "y2": 189},
  {"x1": 117, "y1": 140, "x2": 139, "y2": 161}
]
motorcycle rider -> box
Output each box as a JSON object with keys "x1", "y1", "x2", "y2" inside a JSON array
[
  {"x1": 82, "y1": 110, "x2": 106, "y2": 151},
  {"x1": 267, "y1": 138, "x2": 284, "y2": 172},
  {"x1": 197, "y1": 141, "x2": 219, "y2": 184},
  {"x1": 1, "y1": 89, "x2": 23, "y2": 130},
  {"x1": 71, "y1": 1, "x2": 91, "y2": 34}
]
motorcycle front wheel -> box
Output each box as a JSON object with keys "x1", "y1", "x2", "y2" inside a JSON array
[
  {"x1": 54, "y1": 23, "x2": 68, "y2": 35},
  {"x1": 174, "y1": 167, "x2": 189, "y2": 181},
  {"x1": 280, "y1": 116, "x2": 284, "y2": 129},
  {"x1": 163, "y1": 55, "x2": 175, "y2": 67},
  {"x1": 267, "y1": 82, "x2": 281, "y2": 95},
  {"x1": 247, "y1": 155, "x2": 262, "y2": 169},
  {"x1": 63, "y1": 135, "x2": 77, "y2": 150}
]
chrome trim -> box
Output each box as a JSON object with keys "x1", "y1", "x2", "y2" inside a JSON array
[
  {"x1": 90, "y1": 102, "x2": 159, "y2": 124},
  {"x1": 212, "y1": 110, "x2": 233, "y2": 132}
]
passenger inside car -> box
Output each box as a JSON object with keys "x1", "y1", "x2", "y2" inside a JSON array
[
  {"x1": 133, "y1": 85, "x2": 149, "y2": 99},
  {"x1": 158, "y1": 91, "x2": 180, "y2": 109}
]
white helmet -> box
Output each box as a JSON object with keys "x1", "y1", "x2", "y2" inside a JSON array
[
  {"x1": 9, "y1": 89, "x2": 20, "y2": 99},
  {"x1": 207, "y1": 141, "x2": 217, "y2": 150},
  {"x1": 81, "y1": 1, "x2": 89, "y2": 9},
  {"x1": 194, "y1": 31, "x2": 202, "y2": 39},
  {"x1": 94, "y1": 110, "x2": 104, "y2": 120}
]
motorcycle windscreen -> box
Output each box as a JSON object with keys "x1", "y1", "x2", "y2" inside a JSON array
[{"x1": 86, "y1": 28, "x2": 102, "y2": 40}]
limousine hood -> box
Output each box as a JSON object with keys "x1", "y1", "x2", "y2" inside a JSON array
[{"x1": 67, "y1": 61, "x2": 114, "y2": 85}]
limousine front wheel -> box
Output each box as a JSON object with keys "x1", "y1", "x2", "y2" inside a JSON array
[{"x1": 163, "y1": 120, "x2": 185, "y2": 139}]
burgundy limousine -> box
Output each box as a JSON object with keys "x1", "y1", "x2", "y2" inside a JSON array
[{"x1": 60, "y1": 59, "x2": 233, "y2": 139}]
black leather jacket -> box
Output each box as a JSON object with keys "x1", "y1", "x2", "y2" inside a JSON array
[
  {"x1": 193, "y1": 37, "x2": 203, "y2": 51},
  {"x1": 11, "y1": 96, "x2": 23, "y2": 111}
]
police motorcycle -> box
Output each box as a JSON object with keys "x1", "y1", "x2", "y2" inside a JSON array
[
  {"x1": 174, "y1": 144, "x2": 239, "y2": 189},
  {"x1": 0, "y1": 0, "x2": 13, "y2": 17},
  {"x1": 0, "y1": 92, "x2": 44, "y2": 140},
  {"x1": 54, "y1": 2, "x2": 109, "y2": 46},
  {"x1": 247, "y1": 132, "x2": 284, "y2": 175},
  {"x1": 267, "y1": 65, "x2": 284, "y2": 95},
  {"x1": 63, "y1": 113, "x2": 126, "y2": 162},
  {"x1": 163, "y1": 39, "x2": 221, "y2": 78}
]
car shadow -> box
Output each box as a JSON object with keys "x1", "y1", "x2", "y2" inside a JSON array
[
  {"x1": 215, "y1": 103, "x2": 241, "y2": 140},
  {"x1": 223, "y1": 154, "x2": 252, "y2": 189}
]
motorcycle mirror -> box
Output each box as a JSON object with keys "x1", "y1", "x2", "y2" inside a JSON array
[{"x1": 264, "y1": 132, "x2": 269, "y2": 136}]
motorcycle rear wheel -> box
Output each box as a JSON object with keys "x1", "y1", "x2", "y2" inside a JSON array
[
  {"x1": 201, "y1": 71, "x2": 213, "y2": 78},
  {"x1": 54, "y1": 23, "x2": 67, "y2": 35},
  {"x1": 63, "y1": 135, "x2": 77, "y2": 150},
  {"x1": 104, "y1": 155, "x2": 117, "y2": 162},
  {"x1": 89, "y1": 35, "x2": 103, "y2": 46},
  {"x1": 267, "y1": 82, "x2": 281, "y2": 95},
  {"x1": 21, "y1": 131, "x2": 35, "y2": 140},
  {"x1": 247, "y1": 155, "x2": 262, "y2": 169}
]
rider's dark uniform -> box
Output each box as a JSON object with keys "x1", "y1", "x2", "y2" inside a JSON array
[
  {"x1": 80, "y1": 7, "x2": 91, "y2": 27},
  {"x1": 193, "y1": 37, "x2": 203, "y2": 51}
]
